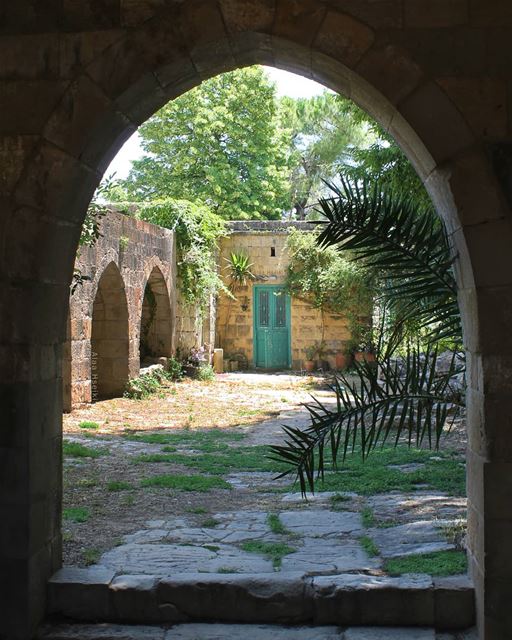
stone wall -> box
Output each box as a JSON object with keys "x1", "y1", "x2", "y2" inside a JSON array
[
  {"x1": 216, "y1": 222, "x2": 351, "y2": 370},
  {"x1": 66, "y1": 209, "x2": 176, "y2": 406}
]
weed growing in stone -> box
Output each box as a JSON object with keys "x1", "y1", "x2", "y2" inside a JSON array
[
  {"x1": 83, "y1": 548, "x2": 101, "y2": 565},
  {"x1": 79, "y1": 421, "x2": 99, "y2": 430},
  {"x1": 63, "y1": 507, "x2": 90, "y2": 523},
  {"x1": 203, "y1": 545, "x2": 220, "y2": 552},
  {"x1": 63, "y1": 441, "x2": 107, "y2": 458},
  {"x1": 359, "y1": 535, "x2": 379, "y2": 557},
  {"x1": 384, "y1": 550, "x2": 467, "y2": 576},
  {"x1": 241, "y1": 541, "x2": 296, "y2": 569},
  {"x1": 141, "y1": 474, "x2": 231, "y2": 492},
  {"x1": 267, "y1": 513, "x2": 290, "y2": 535},
  {"x1": 361, "y1": 507, "x2": 376, "y2": 528},
  {"x1": 201, "y1": 518, "x2": 221, "y2": 528},
  {"x1": 187, "y1": 506, "x2": 208, "y2": 514}
]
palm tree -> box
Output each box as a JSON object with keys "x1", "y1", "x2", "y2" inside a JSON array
[{"x1": 271, "y1": 177, "x2": 465, "y2": 494}]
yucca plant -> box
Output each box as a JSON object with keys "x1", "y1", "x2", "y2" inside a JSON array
[
  {"x1": 271, "y1": 177, "x2": 465, "y2": 493},
  {"x1": 225, "y1": 251, "x2": 255, "y2": 293}
]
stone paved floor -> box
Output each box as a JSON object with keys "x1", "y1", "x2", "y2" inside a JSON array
[
  {"x1": 88, "y1": 399, "x2": 465, "y2": 579},
  {"x1": 38, "y1": 623, "x2": 478, "y2": 640}
]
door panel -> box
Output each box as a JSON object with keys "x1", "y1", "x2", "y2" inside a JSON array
[{"x1": 254, "y1": 286, "x2": 290, "y2": 369}]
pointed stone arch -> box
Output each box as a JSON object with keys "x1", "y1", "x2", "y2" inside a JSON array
[
  {"x1": 139, "y1": 265, "x2": 173, "y2": 363},
  {"x1": 91, "y1": 261, "x2": 129, "y2": 400}
]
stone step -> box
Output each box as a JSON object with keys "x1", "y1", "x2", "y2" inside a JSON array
[
  {"x1": 37, "y1": 622, "x2": 478, "y2": 640},
  {"x1": 47, "y1": 568, "x2": 474, "y2": 630}
]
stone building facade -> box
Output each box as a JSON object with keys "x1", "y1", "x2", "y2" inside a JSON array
[
  {"x1": 216, "y1": 221, "x2": 352, "y2": 370},
  {"x1": 4, "y1": 2, "x2": 512, "y2": 638},
  {"x1": 64, "y1": 209, "x2": 177, "y2": 408}
]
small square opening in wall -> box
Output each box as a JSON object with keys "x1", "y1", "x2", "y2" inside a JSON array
[{"x1": 270, "y1": 247, "x2": 276, "y2": 257}]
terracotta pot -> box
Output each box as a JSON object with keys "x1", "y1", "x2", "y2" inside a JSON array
[
  {"x1": 335, "y1": 352, "x2": 348, "y2": 370},
  {"x1": 304, "y1": 359, "x2": 316, "y2": 372},
  {"x1": 355, "y1": 351, "x2": 376, "y2": 363}
]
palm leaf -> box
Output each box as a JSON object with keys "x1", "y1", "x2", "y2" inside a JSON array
[{"x1": 270, "y1": 345, "x2": 464, "y2": 494}]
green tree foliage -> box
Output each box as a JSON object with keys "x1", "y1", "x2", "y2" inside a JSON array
[
  {"x1": 284, "y1": 228, "x2": 374, "y2": 344},
  {"x1": 134, "y1": 198, "x2": 228, "y2": 309},
  {"x1": 278, "y1": 93, "x2": 371, "y2": 218},
  {"x1": 122, "y1": 67, "x2": 290, "y2": 220}
]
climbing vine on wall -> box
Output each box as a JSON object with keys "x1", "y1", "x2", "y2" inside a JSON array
[{"x1": 132, "y1": 198, "x2": 229, "y2": 310}]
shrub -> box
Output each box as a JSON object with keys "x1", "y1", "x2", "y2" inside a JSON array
[
  {"x1": 124, "y1": 369, "x2": 170, "y2": 399},
  {"x1": 197, "y1": 364, "x2": 215, "y2": 382},
  {"x1": 167, "y1": 356, "x2": 183, "y2": 381}
]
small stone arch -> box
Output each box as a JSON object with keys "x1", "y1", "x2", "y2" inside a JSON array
[
  {"x1": 139, "y1": 265, "x2": 174, "y2": 364},
  {"x1": 91, "y1": 261, "x2": 130, "y2": 400}
]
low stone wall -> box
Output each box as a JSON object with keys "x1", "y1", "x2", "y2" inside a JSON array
[{"x1": 64, "y1": 209, "x2": 176, "y2": 407}]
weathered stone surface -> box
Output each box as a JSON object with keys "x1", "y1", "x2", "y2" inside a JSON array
[
  {"x1": 37, "y1": 624, "x2": 166, "y2": 640},
  {"x1": 165, "y1": 623, "x2": 342, "y2": 639},
  {"x1": 312, "y1": 574, "x2": 434, "y2": 626},
  {"x1": 434, "y1": 575, "x2": 475, "y2": 630},
  {"x1": 109, "y1": 575, "x2": 178, "y2": 624},
  {"x1": 47, "y1": 567, "x2": 116, "y2": 619},
  {"x1": 157, "y1": 573, "x2": 311, "y2": 623},
  {"x1": 280, "y1": 538, "x2": 380, "y2": 574},
  {"x1": 344, "y1": 629, "x2": 434, "y2": 640},
  {"x1": 366, "y1": 520, "x2": 456, "y2": 558},
  {"x1": 279, "y1": 510, "x2": 363, "y2": 537}
]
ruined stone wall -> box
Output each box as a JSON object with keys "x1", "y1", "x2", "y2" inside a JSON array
[
  {"x1": 216, "y1": 222, "x2": 351, "y2": 370},
  {"x1": 67, "y1": 209, "x2": 176, "y2": 406}
]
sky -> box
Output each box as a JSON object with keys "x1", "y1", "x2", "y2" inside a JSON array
[{"x1": 104, "y1": 67, "x2": 328, "y2": 180}]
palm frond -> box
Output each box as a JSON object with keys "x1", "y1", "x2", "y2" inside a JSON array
[
  {"x1": 270, "y1": 345, "x2": 465, "y2": 494},
  {"x1": 314, "y1": 177, "x2": 461, "y2": 342}
]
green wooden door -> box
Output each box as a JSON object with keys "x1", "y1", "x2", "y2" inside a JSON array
[{"x1": 253, "y1": 286, "x2": 291, "y2": 369}]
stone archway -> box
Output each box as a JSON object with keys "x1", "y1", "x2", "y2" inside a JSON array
[
  {"x1": 2, "y1": 4, "x2": 512, "y2": 638},
  {"x1": 139, "y1": 266, "x2": 174, "y2": 363},
  {"x1": 91, "y1": 262, "x2": 130, "y2": 400}
]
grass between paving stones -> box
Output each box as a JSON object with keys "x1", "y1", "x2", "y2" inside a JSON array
[
  {"x1": 359, "y1": 535, "x2": 379, "y2": 557},
  {"x1": 304, "y1": 446, "x2": 465, "y2": 496},
  {"x1": 201, "y1": 517, "x2": 221, "y2": 528},
  {"x1": 135, "y1": 444, "x2": 289, "y2": 475},
  {"x1": 267, "y1": 513, "x2": 290, "y2": 535},
  {"x1": 361, "y1": 507, "x2": 376, "y2": 528},
  {"x1": 63, "y1": 441, "x2": 108, "y2": 458},
  {"x1": 384, "y1": 550, "x2": 467, "y2": 576},
  {"x1": 79, "y1": 421, "x2": 99, "y2": 430},
  {"x1": 140, "y1": 474, "x2": 231, "y2": 492},
  {"x1": 241, "y1": 541, "x2": 296, "y2": 569},
  {"x1": 63, "y1": 507, "x2": 89, "y2": 523}
]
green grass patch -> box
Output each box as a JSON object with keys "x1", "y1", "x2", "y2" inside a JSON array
[
  {"x1": 63, "y1": 507, "x2": 90, "y2": 523},
  {"x1": 267, "y1": 513, "x2": 290, "y2": 535},
  {"x1": 135, "y1": 444, "x2": 289, "y2": 475},
  {"x1": 241, "y1": 540, "x2": 296, "y2": 569},
  {"x1": 124, "y1": 428, "x2": 246, "y2": 448},
  {"x1": 359, "y1": 535, "x2": 379, "y2": 557},
  {"x1": 203, "y1": 545, "x2": 220, "y2": 552},
  {"x1": 140, "y1": 474, "x2": 230, "y2": 492},
  {"x1": 82, "y1": 548, "x2": 101, "y2": 565},
  {"x1": 301, "y1": 447, "x2": 465, "y2": 496},
  {"x1": 187, "y1": 506, "x2": 208, "y2": 514},
  {"x1": 107, "y1": 481, "x2": 133, "y2": 492},
  {"x1": 201, "y1": 518, "x2": 221, "y2": 528},
  {"x1": 79, "y1": 421, "x2": 99, "y2": 430},
  {"x1": 361, "y1": 507, "x2": 376, "y2": 528},
  {"x1": 384, "y1": 550, "x2": 467, "y2": 576},
  {"x1": 63, "y1": 441, "x2": 107, "y2": 458}
]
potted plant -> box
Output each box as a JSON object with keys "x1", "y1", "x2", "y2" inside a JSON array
[
  {"x1": 183, "y1": 345, "x2": 208, "y2": 377},
  {"x1": 304, "y1": 345, "x2": 317, "y2": 372},
  {"x1": 315, "y1": 340, "x2": 330, "y2": 371}
]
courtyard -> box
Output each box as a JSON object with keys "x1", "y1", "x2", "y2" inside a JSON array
[{"x1": 62, "y1": 372, "x2": 468, "y2": 582}]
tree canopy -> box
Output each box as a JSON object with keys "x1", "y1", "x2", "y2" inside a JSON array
[
  {"x1": 122, "y1": 67, "x2": 290, "y2": 220},
  {"x1": 278, "y1": 93, "x2": 371, "y2": 218}
]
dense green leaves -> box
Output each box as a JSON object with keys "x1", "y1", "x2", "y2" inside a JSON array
[{"x1": 122, "y1": 67, "x2": 290, "y2": 220}]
